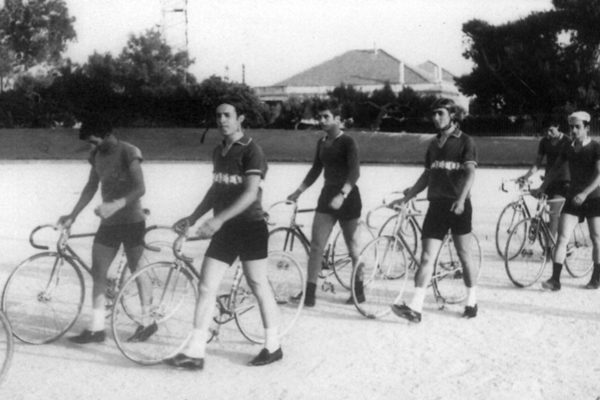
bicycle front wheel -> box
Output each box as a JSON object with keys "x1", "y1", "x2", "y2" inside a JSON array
[
  {"x1": 112, "y1": 261, "x2": 197, "y2": 365},
  {"x1": 504, "y1": 218, "x2": 549, "y2": 287},
  {"x1": 234, "y1": 251, "x2": 305, "y2": 344},
  {"x1": 351, "y1": 235, "x2": 409, "y2": 319},
  {"x1": 0, "y1": 311, "x2": 14, "y2": 386},
  {"x1": 495, "y1": 201, "x2": 527, "y2": 257},
  {"x1": 2, "y1": 252, "x2": 84, "y2": 344},
  {"x1": 432, "y1": 233, "x2": 482, "y2": 304},
  {"x1": 268, "y1": 227, "x2": 309, "y2": 271},
  {"x1": 564, "y1": 222, "x2": 593, "y2": 278},
  {"x1": 331, "y1": 220, "x2": 375, "y2": 290}
]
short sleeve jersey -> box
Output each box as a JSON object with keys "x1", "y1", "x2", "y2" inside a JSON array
[
  {"x1": 559, "y1": 140, "x2": 600, "y2": 199},
  {"x1": 538, "y1": 135, "x2": 571, "y2": 182},
  {"x1": 302, "y1": 133, "x2": 360, "y2": 188},
  {"x1": 211, "y1": 135, "x2": 267, "y2": 222},
  {"x1": 89, "y1": 140, "x2": 145, "y2": 225},
  {"x1": 425, "y1": 129, "x2": 477, "y2": 201}
]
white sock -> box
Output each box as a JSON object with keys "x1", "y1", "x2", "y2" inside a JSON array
[
  {"x1": 183, "y1": 329, "x2": 207, "y2": 358},
  {"x1": 408, "y1": 287, "x2": 426, "y2": 313},
  {"x1": 466, "y1": 287, "x2": 477, "y2": 307},
  {"x1": 89, "y1": 308, "x2": 105, "y2": 331},
  {"x1": 264, "y1": 327, "x2": 280, "y2": 353}
]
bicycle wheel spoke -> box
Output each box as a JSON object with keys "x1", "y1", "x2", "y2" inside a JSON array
[
  {"x1": 352, "y1": 236, "x2": 409, "y2": 319},
  {"x1": 2, "y1": 253, "x2": 84, "y2": 344},
  {"x1": 112, "y1": 262, "x2": 197, "y2": 365},
  {"x1": 565, "y1": 222, "x2": 593, "y2": 278},
  {"x1": 504, "y1": 218, "x2": 548, "y2": 287},
  {"x1": 235, "y1": 251, "x2": 304, "y2": 344}
]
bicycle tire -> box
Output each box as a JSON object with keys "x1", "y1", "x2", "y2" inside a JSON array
[
  {"x1": 378, "y1": 214, "x2": 419, "y2": 257},
  {"x1": 331, "y1": 220, "x2": 375, "y2": 290},
  {"x1": 0, "y1": 311, "x2": 14, "y2": 386},
  {"x1": 564, "y1": 222, "x2": 593, "y2": 278},
  {"x1": 351, "y1": 235, "x2": 409, "y2": 319},
  {"x1": 432, "y1": 233, "x2": 482, "y2": 304},
  {"x1": 1, "y1": 252, "x2": 85, "y2": 344},
  {"x1": 504, "y1": 218, "x2": 548, "y2": 287},
  {"x1": 495, "y1": 201, "x2": 528, "y2": 258},
  {"x1": 112, "y1": 261, "x2": 197, "y2": 365},
  {"x1": 234, "y1": 251, "x2": 305, "y2": 344},
  {"x1": 112, "y1": 240, "x2": 175, "y2": 321},
  {"x1": 268, "y1": 227, "x2": 309, "y2": 271}
]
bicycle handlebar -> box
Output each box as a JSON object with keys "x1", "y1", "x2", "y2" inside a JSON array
[
  {"x1": 172, "y1": 231, "x2": 205, "y2": 263},
  {"x1": 501, "y1": 178, "x2": 531, "y2": 194},
  {"x1": 143, "y1": 224, "x2": 176, "y2": 252},
  {"x1": 29, "y1": 224, "x2": 58, "y2": 250}
]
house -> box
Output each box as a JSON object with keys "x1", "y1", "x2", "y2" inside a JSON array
[{"x1": 254, "y1": 49, "x2": 469, "y2": 111}]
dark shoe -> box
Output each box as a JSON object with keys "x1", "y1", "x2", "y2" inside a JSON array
[
  {"x1": 345, "y1": 293, "x2": 365, "y2": 304},
  {"x1": 390, "y1": 303, "x2": 421, "y2": 323},
  {"x1": 163, "y1": 353, "x2": 204, "y2": 370},
  {"x1": 463, "y1": 304, "x2": 478, "y2": 319},
  {"x1": 248, "y1": 348, "x2": 283, "y2": 366},
  {"x1": 127, "y1": 321, "x2": 158, "y2": 342},
  {"x1": 584, "y1": 280, "x2": 600, "y2": 290},
  {"x1": 68, "y1": 329, "x2": 106, "y2": 344},
  {"x1": 541, "y1": 278, "x2": 561, "y2": 291}
]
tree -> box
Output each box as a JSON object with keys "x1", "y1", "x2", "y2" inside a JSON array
[
  {"x1": 117, "y1": 28, "x2": 195, "y2": 95},
  {"x1": 458, "y1": 1, "x2": 600, "y2": 114},
  {"x1": 0, "y1": 0, "x2": 75, "y2": 70}
]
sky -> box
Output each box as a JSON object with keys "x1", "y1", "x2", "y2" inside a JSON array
[{"x1": 64, "y1": 0, "x2": 554, "y2": 87}]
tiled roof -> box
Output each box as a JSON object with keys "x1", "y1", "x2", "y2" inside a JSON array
[{"x1": 274, "y1": 49, "x2": 433, "y2": 87}]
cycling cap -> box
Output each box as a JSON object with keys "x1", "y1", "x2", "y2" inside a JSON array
[{"x1": 568, "y1": 111, "x2": 591, "y2": 124}]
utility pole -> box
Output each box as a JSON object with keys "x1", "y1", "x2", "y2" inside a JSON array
[{"x1": 160, "y1": 0, "x2": 189, "y2": 83}]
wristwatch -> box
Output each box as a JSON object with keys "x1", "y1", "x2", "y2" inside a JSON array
[{"x1": 339, "y1": 190, "x2": 349, "y2": 199}]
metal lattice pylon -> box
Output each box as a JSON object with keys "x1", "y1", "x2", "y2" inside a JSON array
[{"x1": 160, "y1": 0, "x2": 188, "y2": 54}]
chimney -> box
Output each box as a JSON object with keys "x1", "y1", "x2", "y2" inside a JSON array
[
  {"x1": 399, "y1": 61, "x2": 405, "y2": 86},
  {"x1": 435, "y1": 64, "x2": 442, "y2": 83}
]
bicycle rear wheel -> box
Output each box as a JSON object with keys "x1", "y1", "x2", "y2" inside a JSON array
[
  {"x1": 564, "y1": 222, "x2": 593, "y2": 278},
  {"x1": 234, "y1": 251, "x2": 305, "y2": 344},
  {"x1": 0, "y1": 311, "x2": 14, "y2": 386},
  {"x1": 495, "y1": 201, "x2": 527, "y2": 257},
  {"x1": 112, "y1": 261, "x2": 197, "y2": 365},
  {"x1": 351, "y1": 235, "x2": 409, "y2": 319},
  {"x1": 331, "y1": 220, "x2": 375, "y2": 290},
  {"x1": 504, "y1": 218, "x2": 548, "y2": 287},
  {"x1": 2, "y1": 252, "x2": 84, "y2": 344},
  {"x1": 432, "y1": 233, "x2": 482, "y2": 304}
]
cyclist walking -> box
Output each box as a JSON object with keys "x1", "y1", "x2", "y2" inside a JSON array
[
  {"x1": 538, "y1": 111, "x2": 600, "y2": 291},
  {"x1": 165, "y1": 99, "x2": 282, "y2": 370},
  {"x1": 518, "y1": 116, "x2": 571, "y2": 240},
  {"x1": 390, "y1": 98, "x2": 479, "y2": 322},
  {"x1": 287, "y1": 101, "x2": 364, "y2": 307},
  {"x1": 58, "y1": 115, "x2": 154, "y2": 344}
]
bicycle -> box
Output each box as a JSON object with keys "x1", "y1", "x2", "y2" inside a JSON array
[
  {"x1": 111, "y1": 229, "x2": 305, "y2": 365},
  {"x1": 0, "y1": 310, "x2": 14, "y2": 386},
  {"x1": 495, "y1": 178, "x2": 534, "y2": 257},
  {"x1": 1, "y1": 223, "x2": 174, "y2": 344},
  {"x1": 503, "y1": 194, "x2": 592, "y2": 287},
  {"x1": 350, "y1": 200, "x2": 483, "y2": 319},
  {"x1": 266, "y1": 200, "x2": 374, "y2": 293}
]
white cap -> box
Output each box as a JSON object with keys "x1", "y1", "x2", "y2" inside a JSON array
[{"x1": 568, "y1": 111, "x2": 591, "y2": 123}]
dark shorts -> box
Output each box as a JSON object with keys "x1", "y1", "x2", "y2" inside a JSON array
[
  {"x1": 422, "y1": 199, "x2": 472, "y2": 240},
  {"x1": 562, "y1": 196, "x2": 600, "y2": 222},
  {"x1": 94, "y1": 221, "x2": 146, "y2": 249},
  {"x1": 316, "y1": 185, "x2": 362, "y2": 221},
  {"x1": 205, "y1": 219, "x2": 268, "y2": 265},
  {"x1": 544, "y1": 180, "x2": 570, "y2": 198}
]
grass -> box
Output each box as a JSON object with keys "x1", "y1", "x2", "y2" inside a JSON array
[{"x1": 0, "y1": 127, "x2": 542, "y2": 166}]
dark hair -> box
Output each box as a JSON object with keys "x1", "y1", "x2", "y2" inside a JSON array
[
  {"x1": 315, "y1": 100, "x2": 342, "y2": 117},
  {"x1": 541, "y1": 115, "x2": 562, "y2": 129},
  {"x1": 430, "y1": 97, "x2": 465, "y2": 122},
  {"x1": 217, "y1": 95, "x2": 246, "y2": 117},
  {"x1": 79, "y1": 114, "x2": 112, "y2": 140}
]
